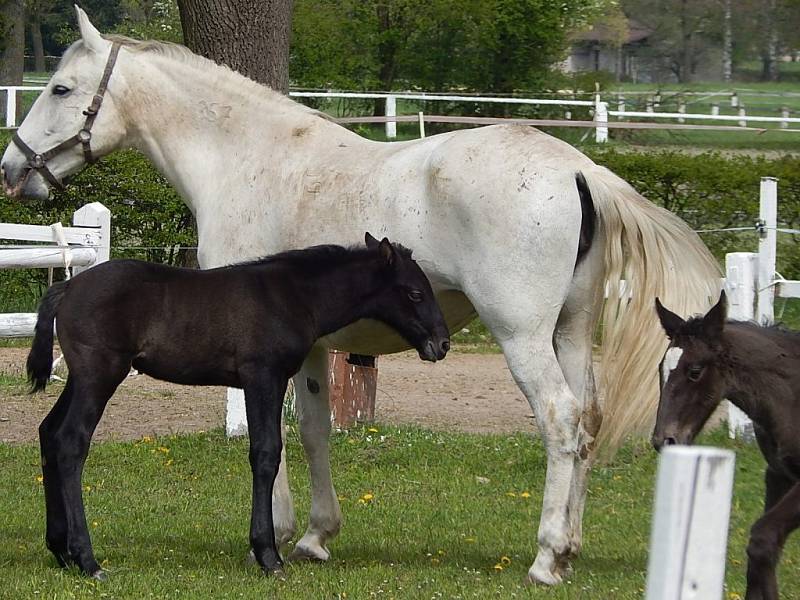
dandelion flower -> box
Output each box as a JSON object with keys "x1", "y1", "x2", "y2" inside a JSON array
[
  {"x1": 493, "y1": 564, "x2": 503, "y2": 571},
  {"x1": 500, "y1": 556, "x2": 512, "y2": 566},
  {"x1": 520, "y1": 491, "x2": 531, "y2": 498},
  {"x1": 35, "y1": 475, "x2": 43, "y2": 483}
]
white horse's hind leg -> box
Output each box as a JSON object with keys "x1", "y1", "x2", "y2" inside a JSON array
[
  {"x1": 498, "y1": 333, "x2": 580, "y2": 585},
  {"x1": 289, "y1": 346, "x2": 342, "y2": 561},
  {"x1": 553, "y1": 241, "x2": 604, "y2": 561}
]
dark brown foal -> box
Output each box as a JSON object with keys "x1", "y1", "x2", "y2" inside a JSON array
[{"x1": 652, "y1": 291, "x2": 800, "y2": 600}]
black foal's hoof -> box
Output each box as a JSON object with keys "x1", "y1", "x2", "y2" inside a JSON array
[
  {"x1": 263, "y1": 565, "x2": 286, "y2": 580},
  {"x1": 91, "y1": 569, "x2": 108, "y2": 582}
]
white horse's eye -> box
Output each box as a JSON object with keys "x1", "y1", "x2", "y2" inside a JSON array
[{"x1": 52, "y1": 85, "x2": 71, "y2": 96}]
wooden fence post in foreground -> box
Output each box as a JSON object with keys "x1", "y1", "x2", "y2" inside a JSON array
[{"x1": 645, "y1": 446, "x2": 735, "y2": 600}]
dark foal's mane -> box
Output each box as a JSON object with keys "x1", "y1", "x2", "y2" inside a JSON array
[{"x1": 230, "y1": 243, "x2": 413, "y2": 271}]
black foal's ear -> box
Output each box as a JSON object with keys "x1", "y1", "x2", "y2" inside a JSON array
[
  {"x1": 365, "y1": 232, "x2": 380, "y2": 249},
  {"x1": 378, "y1": 237, "x2": 396, "y2": 267},
  {"x1": 655, "y1": 297, "x2": 685, "y2": 339},
  {"x1": 702, "y1": 290, "x2": 727, "y2": 341}
]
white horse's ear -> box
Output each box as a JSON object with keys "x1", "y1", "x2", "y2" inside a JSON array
[{"x1": 75, "y1": 5, "x2": 108, "y2": 54}]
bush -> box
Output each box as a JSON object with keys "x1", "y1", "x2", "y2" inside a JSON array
[{"x1": 0, "y1": 133, "x2": 195, "y2": 311}]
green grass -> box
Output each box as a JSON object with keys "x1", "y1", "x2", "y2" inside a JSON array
[{"x1": 0, "y1": 426, "x2": 795, "y2": 599}]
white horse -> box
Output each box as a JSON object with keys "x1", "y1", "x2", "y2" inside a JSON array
[{"x1": 1, "y1": 8, "x2": 721, "y2": 584}]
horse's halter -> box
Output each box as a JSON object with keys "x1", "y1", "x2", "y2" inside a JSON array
[{"x1": 11, "y1": 42, "x2": 121, "y2": 192}]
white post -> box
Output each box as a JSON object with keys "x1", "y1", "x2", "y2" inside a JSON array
[
  {"x1": 418, "y1": 111, "x2": 425, "y2": 138},
  {"x1": 757, "y1": 177, "x2": 778, "y2": 325},
  {"x1": 645, "y1": 446, "x2": 736, "y2": 600},
  {"x1": 653, "y1": 92, "x2": 661, "y2": 108},
  {"x1": 564, "y1": 109, "x2": 572, "y2": 120},
  {"x1": 731, "y1": 92, "x2": 738, "y2": 108},
  {"x1": 781, "y1": 106, "x2": 790, "y2": 129},
  {"x1": 646, "y1": 99, "x2": 654, "y2": 113},
  {"x1": 226, "y1": 388, "x2": 248, "y2": 437},
  {"x1": 738, "y1": 106, "x2": 747, "y2": 127},
  {"x1": 71, "y1": 202, "x2": 111, "y2": 274},
  {"x1": 595, "y1": 100, "x2": 608, "y2": 143},
  {"x1": 617, "y1": 95, "x2": 625, "y2": 119},
  {"x1": 725, "y1": 252, "x2": 757, "y2": 440},
  {"x1": 678, "y1": 99, "x2": 686, "y2": 123},
  {"x1": 385, "y1": 95, "x2": 396, "y2": 140},
  {"x1": 6, "y1": 88, "x2": 17, "y2": 128},
  {"x1": 711, "y1": 103, "x2": 720, "y2": 116}
]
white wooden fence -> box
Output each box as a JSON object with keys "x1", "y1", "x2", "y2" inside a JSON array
[
  {"x1": 722, "y1": 177, "x2": 799, "y2": 438},
  {"x1": 0, "y1": 203, "x2": 110, "y2": 337}
]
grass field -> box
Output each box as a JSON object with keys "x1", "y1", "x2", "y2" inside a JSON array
[{"x1": 0, "y1": 424, "x2": 796, "y2": 599}]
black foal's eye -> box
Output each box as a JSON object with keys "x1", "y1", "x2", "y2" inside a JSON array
[
  {"x1": 408, "y1": 290, "x2": 423, "y2": 303},
  {"x1": 52, "y1": 84, "x2": 70, "y2": 96},
  {"x1": 687, "y1": 365, "x2": 704, "y2": 382}
]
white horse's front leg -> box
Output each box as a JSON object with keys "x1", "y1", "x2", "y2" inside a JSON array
[
  {"x1": 289, "y1": 346, "x2": 342, "y2": 561},
  {"x1": 501, "y1": 336, "x2": 581, "y2": 586}
]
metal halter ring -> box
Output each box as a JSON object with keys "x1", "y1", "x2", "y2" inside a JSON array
[{"x1": 78, "y1": 130, "x2": 92, "y2": 143}]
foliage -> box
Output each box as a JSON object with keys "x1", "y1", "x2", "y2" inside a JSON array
[
  {"x1": 289, "y1": 0, "x2": 612, "y2": 93},
  {"x1": 0, "y1": 133, "x2": 196, "y2": 312}
]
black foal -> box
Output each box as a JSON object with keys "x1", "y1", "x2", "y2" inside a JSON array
[
  {"x1": 27, "y1": 233, "x2": 450, "y2": 579},
  {"x1": 653, "y1": 291, "x2": 800, "y2": 600}
]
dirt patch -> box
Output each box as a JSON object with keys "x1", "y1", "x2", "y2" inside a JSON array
[{"x1": 0, "y1": 347, "x2": 532, "y2": 444}]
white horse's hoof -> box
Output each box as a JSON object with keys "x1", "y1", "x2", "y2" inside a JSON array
[
  {"x1": 526, "y1": 554, "x2": 563, "y2": 586},
  {"x1": 289, "y1": 540, "x2": 330, "y2": 562}
]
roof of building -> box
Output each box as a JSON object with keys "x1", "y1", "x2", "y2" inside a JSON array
[{"x1": 571, "y1": 17, "x2": 652, "y2": 45}]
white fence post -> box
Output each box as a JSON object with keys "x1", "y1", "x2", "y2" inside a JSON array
[
  {"x1": 5, "y1": 88, "x2": 17, "y2": 128},
  {"x1": 781, "y1": 106, "x2": 790, "y2": 129},
  {"x1": 757, "y1": 176, "x2": 778, "y2": 325},
  {"x1": 738, "y1": 105, "x2": 747, "y2": 127},
  {"x1": 645, "y1": 446, "x2": 736, "y2": 600},
  {"x1": 385, "y1": 94, "x2": 397, "y2": 140},
  {"x1": 711, "y1": 103, "x2": 720, "y2": 116},
  {"x1": 418, "y1": 111, "x2": 425, "y2": 138},
  {"x1": 226, "y1": 388, "x2": 248, "y2": 437},
  {"x1": 595, "y1": 100, "x2": 608, "y2": 143},
  {"x1": 725, "y1": 252, "x2": 757, "y2": 440},
  {"x1": 678, "y1": 99, "x2": 686, "y2": 123},
  {"x1": 71, "y1": 202, "x2": 111, "y2": 275}
]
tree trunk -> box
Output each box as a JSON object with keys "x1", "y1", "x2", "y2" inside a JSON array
[
  {"x1": 722, "y1": 0, "x2": 732, "y2": 82},
  {"x1": 30, "y1": 14, "x2": 45, "y2": 73},
  {"x1": 176, "y1": 0, "x2": 293, "y2": 93},
  {"x1": 1, "y1": 0, "x2": 25, "y2": 124},
  {"x1": 372, "y1": 1, "x2": 397, "y2": 117},
  {"x1": 679, "y1": 0, "x2": 693, "y2": 83},
  {"x1": 1, "y1": 0, "x2": 25, "y2": 84},
  {"x1": 761, "y1": 0, "x2": 779, "y2": 81}
]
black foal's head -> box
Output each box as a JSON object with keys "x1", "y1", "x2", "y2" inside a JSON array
[
  {"x1": 651, "y1": 291, "x2": 727, "y2": 450},
  {"x1": 364, "y1": 232, "x2": 450, "y2": 362}
]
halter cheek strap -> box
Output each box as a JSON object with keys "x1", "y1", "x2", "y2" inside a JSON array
[{"x1": 12, "y1": 41, "x2": 121, "y2": 191}]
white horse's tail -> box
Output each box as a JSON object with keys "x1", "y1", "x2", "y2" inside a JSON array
[{"x1": 582, "y1": 167, "x2": 721, "y2": 456}]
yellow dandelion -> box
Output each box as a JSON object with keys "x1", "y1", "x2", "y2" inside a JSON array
[
  {"x1": 368, "y1": 427, "x2": 379, "y2": 433},
  {"x1": 158, "y1": 446, "x2": 170, "y2": 454},
  {"x1": 165, "y1": 459, "x2": 174, "y2": 467},
  {"x1": 437, "y1": 549, "x2": 446, "y2": 556},
  {"x1": 493, "y1": 564, "x2": 503, "y2": 571},
  {"x1": 506, "y1": 492, "x2": 517, "y2": 497},
  {"x1": 728, "y1": 593, "x2": 742, "y2": 600},
  {"x1": 362, "y1": 493, "x2": 374, "y2": 501},
  {"x1": 36, "y1": 475, "x2": 43, "y2": 483},
  {"x1": 83, "y1": 485, "x2": 92, "y2": 492},
  {"x1": 613, "y1": 475, "x2": 622, "y2": 481},
  {"x1": 142, "y1": 435, "x2": 152, "y2": 443},
  {"x1": 92, "y1": 521, "x2": 99, "y2": 528},
  {"x1": 520, "y1": 491, "x2": 531, "y2": 498},
  {"x1": 431, "y1": 557, "x2": 440, "y2": 565},
  {"x1": 500, "y1": 556, "x2": 512, "y2": 566}
]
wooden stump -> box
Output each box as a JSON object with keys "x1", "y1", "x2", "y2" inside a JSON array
[{"x1": 328, "y1": 351, "x2": 377, "y2": 428}]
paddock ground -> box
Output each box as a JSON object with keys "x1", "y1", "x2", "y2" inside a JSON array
[{"x1": 0, "y1": 348, "x2": 533, "y2": 444}]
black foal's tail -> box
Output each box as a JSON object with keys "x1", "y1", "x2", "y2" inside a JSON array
[{"x1": 27, "y1": 281, "x2": 68, "y2": 392}]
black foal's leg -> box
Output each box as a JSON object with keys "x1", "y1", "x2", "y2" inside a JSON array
[
  {"x1": 39, "y1": 377, "x2": 75, "y2": 566},
  {"x1": 242, "y1": 369, "x2": 288, "y2": 575},
  {"x1": 763, "y1": 466, "x2": 793, "y2": 512},
  {"x1": 39, "y1": 364, "x2": 127, "y2": 578},
  {"x1": 745, "y1": 482, "x2": 800, "y2": 600}
]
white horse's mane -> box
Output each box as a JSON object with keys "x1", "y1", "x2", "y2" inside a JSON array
[{"x1": 63, "y1": 35, "x2": 331, "y2": 121}]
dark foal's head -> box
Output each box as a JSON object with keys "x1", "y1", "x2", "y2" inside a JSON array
[
  {"x1": 651, "y1": 291, "x2": 727, "y2": 450},
  {"x1": 364, "y1": 232, "x2": 450, "y2": 362}
]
